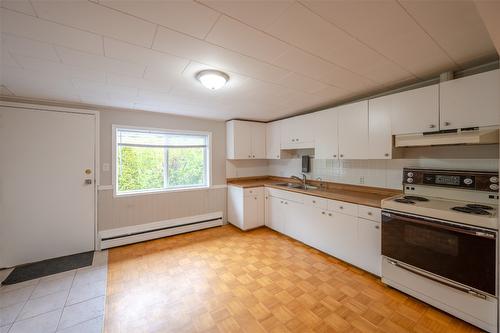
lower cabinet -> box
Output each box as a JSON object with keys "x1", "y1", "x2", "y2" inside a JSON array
[
  {"x1": 265, "y1": 188, "x2": 382, "y2": 276},
  {"x1": 228, "y1": 186, "x2": 264, "y2": 230}
]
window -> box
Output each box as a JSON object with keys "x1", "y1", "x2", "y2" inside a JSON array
[{"x1": 115, "y1": 127, "x2": 210, "y2": 195}]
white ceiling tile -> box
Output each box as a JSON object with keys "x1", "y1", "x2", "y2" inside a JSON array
[
  {"x1": 400, "y1": 0, "x2": 497, "y2": 66},
  {"x1": 277, "y1": 72, "x2": 334, "y2": 94},
  {"x1": 3, "y1": 33, "x2": 60, "y2": 62},
  {"x1": 100, "y1": 0, "x2": 220, "y2": 39},
  {"x1": 205, "y1": 15, "x2": 289, "y2": 63},
  {"x1": 104, "y1": 38, "x2": 188, "y2": 74},
  {"x1": 1, "y1": 0, "x2": 36, "y2": 16},
  {"x1": 474, "y1": 0, "x2": 500, "y2": 54},
  {"x1": 1, "y1": 8, "x2": 103, "y2": 55},
  {"x1": 31, "y1": 1, "x2": 156, "y2": 47},
  {"x1": 12, "y1": 54, "x2": 106, "y2": 83},
  {"x1": 301, "y1": 0, "x2": 456, "y2": 77},
  {"x1": 152, "y1": 26, "x2": 289, "y2": 83},
  {"x1": 106, "y1": 73, "x2": 171, "y2": 94},
  {"x1": 2, "y1": 49, "x2": 22, "y2": 68},
  {"x1": 56, "y1": 46, "x2": 145, "y2": 77},
  {"x1": 200, "y1": 0, "x2": 294, "y2": 31},
  {"x1": 265, "y1": 3, "x2": 412, "y2": 83},
  {"x1": 72, "y1": 79, "x2": 138, "y2": 99}
]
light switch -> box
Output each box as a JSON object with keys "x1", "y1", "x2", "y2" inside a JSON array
[{"x1": 102, "y1": 163, "x2": 110, "y2": 172}]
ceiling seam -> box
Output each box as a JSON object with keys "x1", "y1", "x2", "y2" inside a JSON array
[
  {"x1": 202, "y1": 13, "x2": 223, "y2": 41},
  {"x1": 396, "y1": 0, "x2": 460, "y2": 69},
  {"x1": 28, "y1": 0, "x2": 38, "y2": 18},
  {"x1": 296, "y1": 0, "x2": 416, "y2": 79}
]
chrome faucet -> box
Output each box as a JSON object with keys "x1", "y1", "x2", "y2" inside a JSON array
[{"x1": 291, "y1": 173, "x2": 307, "y2": 187}]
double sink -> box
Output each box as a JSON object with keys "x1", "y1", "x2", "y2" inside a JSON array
[{"x1": 274, "y1": 182, "x2": 319, "y2": 191}]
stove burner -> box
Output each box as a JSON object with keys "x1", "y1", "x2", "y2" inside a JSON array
[
  {"x1": 466, "y1": 204, "x2": 493, "y2": 210},
  {"x1": 394, "y1": 198, "x2": 415, "y2": 204},
  {"x1": 452, "y1": 206, "x2": 491, "y2": 215},
  {"x1": 403, "y1": 196, "x2": 429, "y2": 202}
]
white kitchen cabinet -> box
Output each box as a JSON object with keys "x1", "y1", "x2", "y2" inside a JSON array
[
  {"x1": 265, "y1": 195, "x2": 285, "y2": 233},
  {"x1": 368, "y1": 96, "x2": 392, "y2": 159},
  {"x1": 266, "y1": 121, "x2": 281, "y2": 159},
  {"x1": 390, "y1": 84, "x2": 439, "y2": 135},
  {"x1": 281, "y1": 113, "x2": 315, "y2": 149},
  {"x1": 338, "y1": 101, "x2": 369, "y2": 159},
  {"x1": 226, "y1": 120, "x2": 266, "y2": 159},
  {"x1": 355, "y1": 218, "x2": 381, "y2": 276},
  {"x1": 227, "y1": 186, "x2": 264, "y2": 230},
  {"x1": 313, "y1": 108, "x2": 339, "y2": 159},
  {"x1": 440, "y1": 69, "x2": 500, "y2": 130}
]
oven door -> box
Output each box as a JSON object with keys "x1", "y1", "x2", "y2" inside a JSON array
[{"x1": 382, "y1": 210, "x2": 497, "y2": 296}]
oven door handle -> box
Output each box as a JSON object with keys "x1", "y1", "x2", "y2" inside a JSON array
[
  {"x1": 386, "y1": 259, "x2": 489, "y2": 299},
  {"x1": 382, "y1": 212, "x2": 496, "y2": 239}
]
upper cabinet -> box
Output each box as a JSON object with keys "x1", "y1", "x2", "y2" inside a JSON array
[
  {"x1": 313, "y1": 108, "x2": 339, "y2": 159},
  {"x1": 281, "y1": 113, "x2": 315, "y2": 149},
  {"x1": 226, "y1": 120, "x2": 266, "y2": 160},
  {"x1": 266, "y1": 121, "x2": 281, "y2": 159},
  {"x1": 440, "y1": 69, "x2": 500, "y2": 130},
  {"x1": 338, "y1": 101, "x2": 369, "y2": 159},
  {"x1": 369, "y1": 95, "x2": 392, "y2": 159},
  {"x1": 390, "y1": 84, "x2": 439, "y2": 135}
]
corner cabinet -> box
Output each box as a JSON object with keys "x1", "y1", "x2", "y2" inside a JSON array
[
  {"x1": 338, "y1": 101, "x2": 369, "y2": 159},
  {"x1": 228, "y1": 186, "x2": 264, "y2": 230},
  {"x1": 226, "y1": 120, "x2": 266, "y2": 159},
  {"x1": 266, "y1": 121, "x2": 281, "y2": 159},
  {"x1": 440, "y1": 69, "x2": 500, "y2": 130}
]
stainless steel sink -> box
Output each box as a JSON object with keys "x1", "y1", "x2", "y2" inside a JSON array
[{"x1": 274, "y1": 183, "x2": 318, "y2": 190}]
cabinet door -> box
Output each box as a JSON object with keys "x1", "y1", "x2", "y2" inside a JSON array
[
  {"x1": 266, "y1": 121, "x2": 281, "y2": 159},
  {"x1": 369, "y1": 96, "x2": 392, "y2": 159},
  {"x1": 356, "y1": 218, "x2": 381, "y2": 276},
  {"x1": 390, "y1": 85, "x2": 439, "y2": 135},
  {"x1": 267, "y1": 196, "x2": 284, "y2": 233},
  {"x1": 227, "y1": 186, "x2": 244, "y2": 229},
  {"x1": 243, "y1": 194, "x2": 264, "y2": 230},
  {"x1": 338, "y1": 101, "x2": 369, "y2": 159},
  {"x1": 324, "y1": 212, "x2": 357, "y2": 263},
  {"x1": 440, "y1": 69, "x2": 500, "y2": 130},
  {"x1": 251, "y1": 123, "x2": 266, "y2": 159},
  {"x1": 283, "y1": 201, "x2": 310, "y2": 243},
  {"x1": 281, "y1": 115, "x2": 314, "y2": 149},
  {"x1": 280, "y1": 117, "x2": 296, "y2": 149},
  {"x1": 228, "y1": 120, "x2": 252, "y2": 159},
  {"x1": 314, "y1": 108, "x2": 339, "y2": 159}
]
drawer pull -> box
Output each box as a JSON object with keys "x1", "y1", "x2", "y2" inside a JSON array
[
  {"x1": 322, "y1": 211, "x2": 325, "y2": 215},
  {"x1": 328, "y1": 213, "x2": 332, "y2": 217},
  {"x1": 339, "y1": 206, "x2": 343, "y2": 210},
  {"x1": 312, "y1": 200, "x2": 316, "y2": 203},
  {"x1": 367, "y1": 212, "x2": 372, "y2": 216}
]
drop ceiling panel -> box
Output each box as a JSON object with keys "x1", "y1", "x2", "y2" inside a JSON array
[
  {"x1": 152, "y1": 26, "x2": 290, "y2": 83},
  {"x1": 400, "y1": 0, "x2": 497, "y2": 66},
  {"x1": 199, "y1": 0, "x2": 294, "y2": 31},
  {"x1": 100, "y1": 0, "x2": 220, "y2": 39},
  {"x1": 474, "y1": 1, "x2": 500, "y2": 54},
  {"x1": 30, "y1": 1, "x2": 157, "y2": 47},
  {"x1": 1, "y1": 0, "x2": 36, "y2": 16},
  {"x1": 1, "y1": 9, "x2": 104, "y2": 55},
  {"x1": 3, "y1": 33, "x2": 60, "y2": 62},
  {"x1": 264, "y1": 3, "x2": 413, "y2": 83},
  {"x1": 106, "y1": 73, "x2": 172, "y2": 94}
]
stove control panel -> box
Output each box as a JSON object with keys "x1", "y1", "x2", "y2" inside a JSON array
[{"x1": 403, "y1": 168, "x2": 499, "y2": 192}]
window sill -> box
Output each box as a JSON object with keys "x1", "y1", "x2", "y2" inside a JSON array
[{"x1": 112, "y1": 185, "x2": 226, "y2": 198}]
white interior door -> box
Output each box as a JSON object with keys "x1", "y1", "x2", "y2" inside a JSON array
[{"x1": 0, "y1": 106, "x2": 96, "y2": 268}]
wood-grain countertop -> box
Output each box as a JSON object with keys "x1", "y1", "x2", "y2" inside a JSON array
[{"x1": 227, "y1": 176, "x2": 401, "y2": 208}]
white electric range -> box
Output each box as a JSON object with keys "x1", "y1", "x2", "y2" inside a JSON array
[{"x1": 381, "y1": 168, "x2": 499, "y2": 333}]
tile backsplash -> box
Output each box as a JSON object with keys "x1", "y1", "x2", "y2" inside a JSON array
[{"x1": 227, "y1": 158, "x2": 499, "y2": 190}]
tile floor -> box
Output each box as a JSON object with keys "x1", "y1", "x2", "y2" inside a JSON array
[{"x1": 0, "y1": 251, "x2": 107, "y2": 333}]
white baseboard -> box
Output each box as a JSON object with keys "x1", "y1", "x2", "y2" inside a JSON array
[{"x1": 99, "y1": 212, "x2": 223, "y2": 249}]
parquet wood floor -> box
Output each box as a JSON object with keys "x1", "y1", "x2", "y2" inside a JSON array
[{"x1": 105, "y1": 225, "x2": 481, "y2": 333}]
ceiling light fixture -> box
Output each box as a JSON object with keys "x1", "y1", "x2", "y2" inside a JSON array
[{"x1": 196, "y1": 70, "x2": 229, "y2": 90}]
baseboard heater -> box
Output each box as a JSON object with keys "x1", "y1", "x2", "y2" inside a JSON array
[{"x1": 99, "y1": 212, "x2": 223, "y2": 249}]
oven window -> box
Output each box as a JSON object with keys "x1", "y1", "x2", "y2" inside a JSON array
[{"x1": 382, "y1": 212, "x2": 496, "y2": 295}]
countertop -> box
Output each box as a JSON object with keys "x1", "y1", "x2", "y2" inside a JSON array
[{"x1": 227, "y1": 176, "x2": 400, "y2": 208}]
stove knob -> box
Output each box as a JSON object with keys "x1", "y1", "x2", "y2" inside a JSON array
[
  {"x1": 463, "y1": 178, "x2": 473, "y2": 185},
  {"x1": 407, "y1": 178, "x2": 414, "y2": 183},
  {"x1": 407, "y1": 172, "x2": 414, "y2": 177},
  {"x1": 490, "y1": 176, "x2": 498, "y2": 183},
  {"x1": 490, "y1": 184, "x2": 499, "y2": 191}
]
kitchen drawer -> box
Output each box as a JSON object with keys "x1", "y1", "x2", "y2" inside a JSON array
[
  {"x1": 327, "y1": 200, "x2": 358, "y2": 216},
  {"x1": 304, "y1": 195, "x2": 327, "y2": 210},
  {"x1": 358, "y1": 205, "x2": 381, "y2": 222},
  {"x1": 244, "y1": 187, "x2": 264, "y2": 197},
  {"x1": 266, "y1": 187, "x2": 304, "y2": 204}
]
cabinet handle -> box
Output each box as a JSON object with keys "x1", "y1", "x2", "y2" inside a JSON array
[
  {"x1": 284, "y1": 202, "x2": 288, "y2": 205},
  {"x1": 276, "y1": 155, "x2": 279, "y2": 158},
  {"x1": 248, "y1": 154, "x2": 251, "y2": 158},
  {"x1": 384, "y1": 153, "x2": 389, "y2": 157},
  {"x1": 280, "y1": 200, "x2": 283, "y2": 203},
  {"x1": 375, "y1": 225, "x2": 380, "y2": 229},
  {"x1": 252, "y1": 155, "x2": 255, "y2": 158},
  {"x1": 444, "y1": 121, "x2": 451, "y2": 126},
  {"x1": 312, "y1": 200, "x2": 316, "y2": 203},
  {"x1": 322, "y1": 211, "x2": 325, "y2": 215},
  {"x1": 254, "y1": 197, "x2": 257, "y2": 200},
  {"x1": 429, "y1": 124, "x2": 435, "y2": 129},
  {"x1": 328, "y1": 213, "x2": 332, "y2": 216},
  {"x1": 367, "y1": 212, "x2": 372, "y2": 216},
  {"x1": 340, "y1": 154, "x2": 344, "y2": 158},
  {"x1": 333, "y1": 155, "x2": 337, "y2": 158}
]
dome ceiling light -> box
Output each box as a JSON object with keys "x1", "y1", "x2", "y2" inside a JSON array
[{"x1": 196, "y1": 70, "x2": 230, "y2": 90}]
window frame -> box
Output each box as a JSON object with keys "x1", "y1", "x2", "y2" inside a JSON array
[{"x1": 112, "y1": 124, "x2": 212, "y2": 197}]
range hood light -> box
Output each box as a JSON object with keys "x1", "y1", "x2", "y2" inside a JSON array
[{"x1": 196, "y1": 70, "x2": 229, "y2": 90}]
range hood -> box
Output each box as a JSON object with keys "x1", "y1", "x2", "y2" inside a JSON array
[{"x1": 395, "y1": 128, "x2": 499, "y2": 147}]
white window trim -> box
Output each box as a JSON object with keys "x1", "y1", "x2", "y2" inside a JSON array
[{"x1": 112, "y1": 124, "x2": 212, "y2": 198}]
